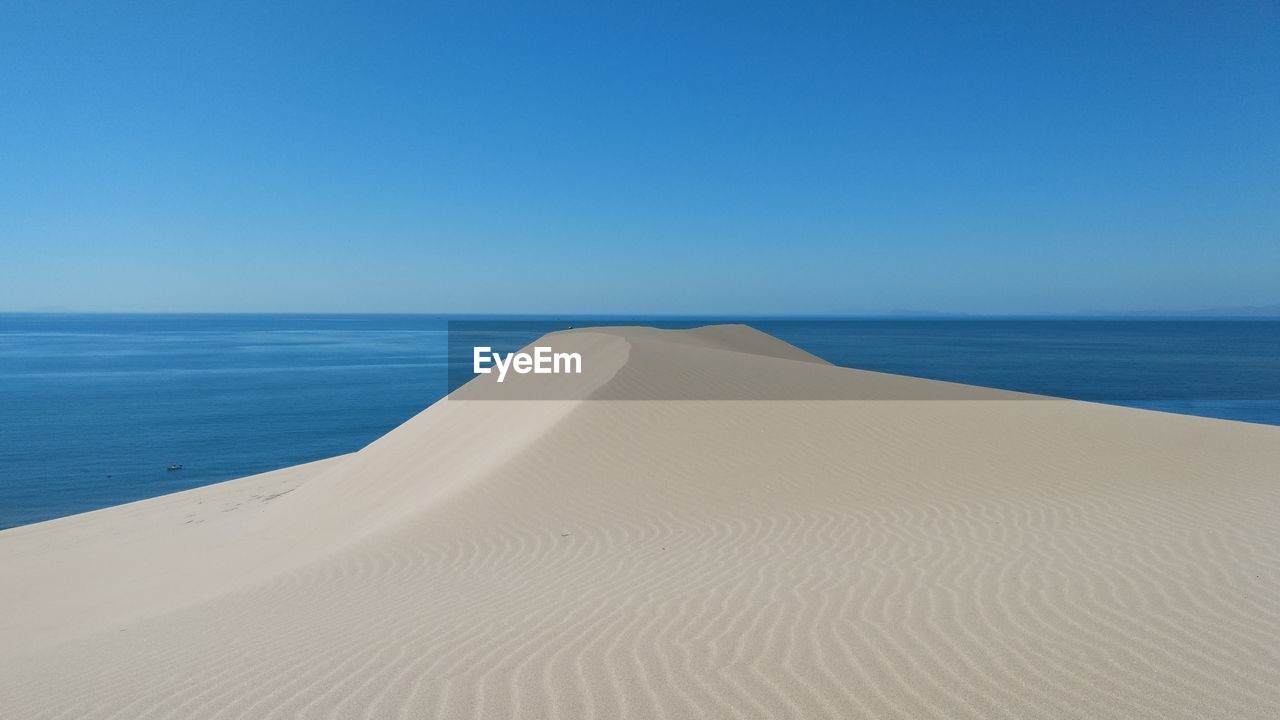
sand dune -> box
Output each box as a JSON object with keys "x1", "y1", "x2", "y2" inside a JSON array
[{"x1": 2, "y1": 325, "x2": 1279, "y2": 719}]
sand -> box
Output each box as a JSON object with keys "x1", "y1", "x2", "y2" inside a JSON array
[{"x1": 2, "y1": 325, "x2": 1279, "y2": 718}]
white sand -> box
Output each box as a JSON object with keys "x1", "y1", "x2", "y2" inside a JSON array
[{"x1": 2, "y1": 325, "x2": 1279, "y2": 718}]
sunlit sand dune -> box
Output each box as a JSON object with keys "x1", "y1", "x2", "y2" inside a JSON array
[{"x1": 2, "y1": 325, "x2": 1279, "y2": 719}]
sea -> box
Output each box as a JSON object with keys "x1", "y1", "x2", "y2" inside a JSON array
[{"x1": 2, "y1": 314, "x2": 1278, "y2": 529}]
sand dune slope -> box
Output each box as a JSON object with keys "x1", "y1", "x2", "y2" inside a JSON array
[{"x1": 2, "y1": 326, "x2": 1279, "y2": 719}]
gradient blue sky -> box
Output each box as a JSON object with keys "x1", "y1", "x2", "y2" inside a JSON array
[{"x1": 1, "y1": 1, "x2": 1276, "y2": 314}]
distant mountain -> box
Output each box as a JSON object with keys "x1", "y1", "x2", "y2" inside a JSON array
[
  {"x1": 1116, "y1": 303, "x2": 1280, "y2": 318},
  {"x1": 885, "y1": 309, "x2": 976, "y2": 318},
  {"x1": 883, "y1": 304, "x2": 1280, "y2": 319}
]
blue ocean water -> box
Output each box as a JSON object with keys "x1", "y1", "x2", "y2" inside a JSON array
[{"x1": 2, "y1": 314, "x2": 1278, "y2": 529}]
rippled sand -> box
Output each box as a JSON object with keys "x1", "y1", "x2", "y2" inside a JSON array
[{"x1": 3, "y1": 326, "x2": 1278, "y2": 718}]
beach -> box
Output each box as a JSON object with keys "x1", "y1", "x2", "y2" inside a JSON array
[{"x1": 2, "y1": 325, "x2": 1278, "y2": 718}]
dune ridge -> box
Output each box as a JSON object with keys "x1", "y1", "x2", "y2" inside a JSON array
[{"x1": 2, "y1": 325, "x2": 1279, "y2": 719}]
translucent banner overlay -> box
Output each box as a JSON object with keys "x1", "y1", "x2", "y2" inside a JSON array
[{"x1": 445, "y1": 320, "x2": 1280, "y2": 409}]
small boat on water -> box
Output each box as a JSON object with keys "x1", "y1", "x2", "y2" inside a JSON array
[{"x1": 167, "y1": 464, "x2": 183, "y2": 471}]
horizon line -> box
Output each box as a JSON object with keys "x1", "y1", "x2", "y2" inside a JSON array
[{"x1": 3, "y1": 311, "x2": 1280, "y2": 320}]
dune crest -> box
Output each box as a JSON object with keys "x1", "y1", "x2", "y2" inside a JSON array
[{"x1": 3, "y1": 325, "x2": 1279, "y2": 719}]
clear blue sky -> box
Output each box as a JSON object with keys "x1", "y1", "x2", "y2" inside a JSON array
[{"x1": 1, "y1": 1, "x2": 1276, "y2": 314}]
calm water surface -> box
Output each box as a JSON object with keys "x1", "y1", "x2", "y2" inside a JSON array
[{"x1": 2, "y1": 314, "x2": 1277, "y2": 529}]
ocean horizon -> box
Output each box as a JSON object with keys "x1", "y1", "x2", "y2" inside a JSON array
[{"x1": 2, "y1": 313, "x2": 1277, "y2": 529}]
